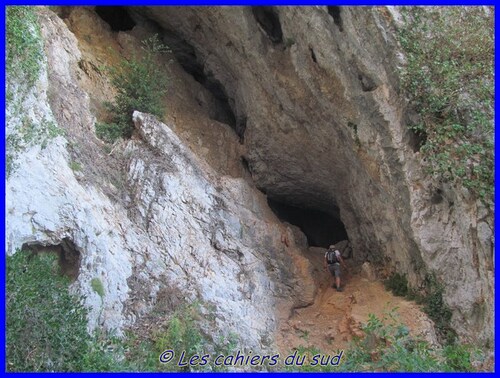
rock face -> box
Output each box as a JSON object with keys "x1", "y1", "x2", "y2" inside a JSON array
[
  {"x1": 133, "y1": 6, "x2": 493, "y2": 346},
  {"x1": 5, "y1": 5, "x2": 493, "y2": 352},
  {"x1": 5, "y1": 9, "x2": 316, "y2": 350}
]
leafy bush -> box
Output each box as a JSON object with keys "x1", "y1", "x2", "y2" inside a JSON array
[
  {"x1": 6, "y1": 7, "x2": 64, "y2": 178},
  {"x1": 6, "y1": 117, "x2": 64, "y2": 178},
  {"x1": 6, "y1": 6, "x2": 43, "y2": 90},
  {"x1": 154, "y1": 303, "x2": 205, "y2": 371},
  {"x1": 421, "y1": 274, "x2": 456, "y2": 344},
  {"x1": 339, "y1": 311, "x2": 477, "y2": 372},
  {"x1": 98, "y1": 35, "x2": 169, "y2": 143},
  {"x1": 385, "y1": 272, "x2": 456, "y2": 344},
  {"x1": 384, "y1": 272, "x2": 409, "y2": 297},
  {"x1": 280, "y1": 311, "x2": 478, "y2": 372},
  {"x1": 151, "y1": 302, "x2": 240, "y2": 372},
  {"x1": 398, "y1": 7, "x2": 493, "y2": 204},
  {"x1": 95, "y1": 122, "x2": 129, "y2": 144},
  {"x1": 6, "y1": 251, "x2": 118, "y2": 371},
  {"x1": 70, "y1": 161, "x2": 82, "y2": 172},
  {"x1": 442, "y1": 343, "x2": 476, "y2": 372},
  {"x1": 280, "y1": 345, "x2": 344, "y2": 372}
]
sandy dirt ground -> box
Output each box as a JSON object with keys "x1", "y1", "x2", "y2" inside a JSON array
[{"x1": 276, "y1": 251, "x2": 436, "y2": 356}]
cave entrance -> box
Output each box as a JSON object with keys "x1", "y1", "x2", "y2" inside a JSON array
[
  {"x1": 95, "y1": 6, "x2": 136, "y2": 32},
  {"x1": 21, "y1": 238, "x2": 81, "y2": 281},
  {"x1": 267, "y1": 198, "x2": 348, "y2": 248}
]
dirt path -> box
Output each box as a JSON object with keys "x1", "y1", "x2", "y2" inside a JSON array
[{"x1": 276, "y1": 252, "x2": 437, "y2": 355}]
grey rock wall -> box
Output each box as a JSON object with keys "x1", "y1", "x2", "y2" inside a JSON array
[
  {"x1": 5, "y1": 9, "x2": 316, "y2": 351},
  {"x1": 5, "y1": 6, "x2": 493, "y2": 349},
  {"x1": 135, "y1": 6, "x2": 493, "y2": 346}
]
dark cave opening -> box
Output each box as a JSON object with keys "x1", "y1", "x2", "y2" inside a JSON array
[
  {"x1": 95, "y1": 6, "x2": 136, "y2": 32},
  {"x1": 267, "y1": 198, "x2": 349, "y2": 248},
  {"x1": 21, "y1": 238, "x2": 81, "y2": 281},
  {"x1": 327, "y1": 6, "x2": 344, "y2": 32},
  {"x1": 252, "y1": 6, "x2": 283, "y2": 44}
]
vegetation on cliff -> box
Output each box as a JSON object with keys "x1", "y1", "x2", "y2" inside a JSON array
[
  {"x1": 7, "y1": 250, "x2": 482, "y2": 372},
  {"x1": 398, "y1": 6, "x2": 493, "y2": 204},
  {"x1": 96, "y1": 35, "x2": 169, "y2": 143},
  {"x1": 6, "y1": 250, "x2": 237, "y2": 372},
  {"x1": 6, "y1": 6, "x2": 43, "y2": 93},
  {"x1": 6, "y1": 6, "x2": 65, "y2": 177}
]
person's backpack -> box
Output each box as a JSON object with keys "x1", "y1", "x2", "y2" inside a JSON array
[{"x1": 327, "y1": 250, "x2": 339, "y2": 264}]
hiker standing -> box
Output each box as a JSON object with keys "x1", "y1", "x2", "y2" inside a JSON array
[{"x1": 324, "y1": 245, "x2": 347, "y2": 292}]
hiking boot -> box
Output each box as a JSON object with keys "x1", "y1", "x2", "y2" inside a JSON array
[
  {"x1": 336, "y1": 287, "x2": 344, "y2": 292},
  {"x1": 332, "y1": 283, "x2": 337, "y2": 289}
]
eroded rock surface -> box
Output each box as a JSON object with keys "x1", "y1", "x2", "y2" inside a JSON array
[
  {"x1": 5, "y1": 9, "x2": 316, "y2": 351},
  {"x1": 5, "y1": 6, "x2": 493, "y2": 355},
  {"x1": 134, "y1": 6, "x2": 493, "y2": 346}
]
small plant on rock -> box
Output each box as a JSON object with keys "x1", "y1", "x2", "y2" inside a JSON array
[{"x1": 98, "y1": 35, "x2": 170, "y2": 143}]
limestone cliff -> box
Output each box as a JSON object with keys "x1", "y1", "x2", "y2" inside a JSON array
[
  {"x1": 133, "y1": 6, "x2": 494, "y2": 346},
  {"x1": 5, "y1": 5, "x2": 493, "y2": 358},
  {"x1": 6, "y1": 9, "x2": 319, "y2": 350}
]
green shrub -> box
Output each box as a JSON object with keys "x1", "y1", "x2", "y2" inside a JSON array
[
  {"x1": 6, "y1": 116, "x2": 64, "y2": 178},
  {"x1": 442, "y1": 344, "x2": 475, "y2": 372},
  {"x1": 385, "y1": 272, "x2": 455, "y2": 344},
  {"x1": 384, "y1": 273, "x2": 409, "y2": 297},
  {"x1": 99, "y1": 35, "x2": 169, "y2": 143},
  {"x1": 339, "y1": 312, "x2": 475, "y2": 372},
  {"x1": 154, "y1": 306, "x2": 205, "y2": 371},
  {"x1": 7, "y1": 250, "x2": 239, "y2": 372},
  {"x1": 6, "y1": 6, "x2": 43, "y2": 91},
  {"x1": 6, "y1": 251, "x2": 118, "y2": 371},
  {"x1": 421, "y1": 274, "x2": 456, "y2": 344},
  {"x1": 70, "y1": 161, "x2": 82, "y2": 172},
  {"x1": 397, "y1": 7, "x2": 493, "y2": 204},
  {"x1": 280, "y1": 311, "x2": 478, "y2": 372},
  {"x1": 280, "y1": 345, "x2": 343, "y2": 372},
  {"x1": 153, "y1": 302, "x2": 218, "y2": 371},
  {"x1": 95, "y1": 122, "x2": 128, "y2": 144}
]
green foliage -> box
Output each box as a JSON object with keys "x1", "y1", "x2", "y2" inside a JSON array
[
  {"x1": 280, "y1": 345, "x2": 343, "y2": 372},
  {"x1": 6, "y1": 116, "x2": 64, "y2": 178},
  {"x1": 5, "y1": 255, "x2": 478, "y2": 374},
  {"x1": 385, "y1": 272, "x2": 456, "y2": 344},
  {"x1": 7, "y1": 251, "x2": 237, "y2": 372},
  {"x1": 153, "y1": 303, "x2": 206, "y2": 371},
  {"x1": 99, "y1": 35, "x2": 169, "y2": 143},
  {"x1": 348, "y1": 121, "x2": 361, "y2": 147},
  {"x1": 150, "y1": 302, "x2": 240, "y2": 372},
  {"x1": 6, "y1": 251, "x2": 117, "y2": 371},
  {"x1": 95, "y1": 122, "x2": 128, "y2": 144},
  {"x1": 91, "y1": 277, "x2": 105, "y2": 298},
  {"x1": 339, "y1": 311, "x2": 476, "y2": 372},
  {"x1": 6, "y1": 6, "x2": 43, "y2": 91},
  {"x1": 384, "y1": 273, "x2": 409, "y2": 297},
  {"x1": 398, "y1": 7, "x2": 493, "y2": 204},
  {"x1": 442, "y1": 343, "x2": 476, "y2": 371},
  {"x1": 280, "y1": 311, "x2": 478, "y2": 372},
  {"x1": 70, "y1": 161, "x2": 82, "y2": 172},
  {"x1": 6, "y1": 7, "x2": 59, "y2": 179},
  {"x1": 421, "y1": 274, "x2": 456, "y2": 344}
]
